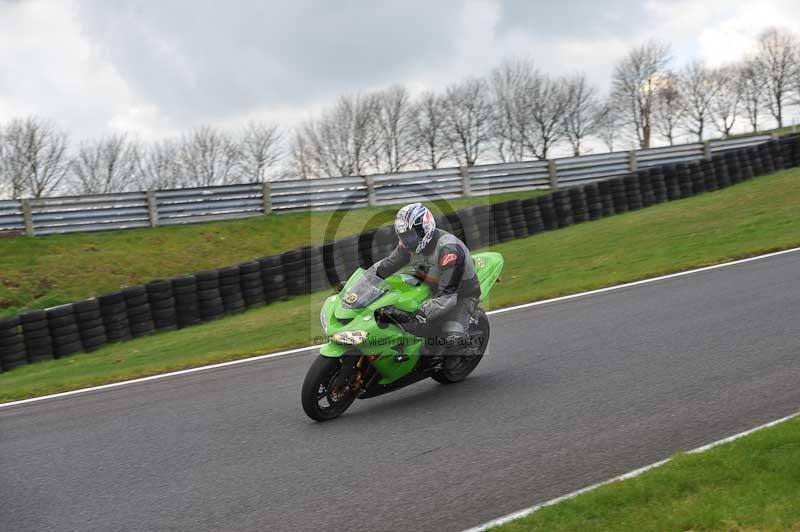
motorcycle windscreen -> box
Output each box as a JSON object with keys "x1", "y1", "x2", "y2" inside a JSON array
[{"x1": 341, "y1": 268, "x2": 388, "y2": 309}]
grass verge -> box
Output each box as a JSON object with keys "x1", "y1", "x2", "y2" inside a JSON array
[
  {"x1": 1, "y1": 168, "x2": 799, "y2": 402},
  {"x1": 0, "y1": 190, "x2": 544, "y2": 316},
  {"x1": 492, "y1": 415, "x2": 800, "y2": 531}
]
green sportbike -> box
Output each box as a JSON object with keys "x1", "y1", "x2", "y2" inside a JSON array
[{"x1": 301, "y1": 251, "x2": 504, "y2": 421}]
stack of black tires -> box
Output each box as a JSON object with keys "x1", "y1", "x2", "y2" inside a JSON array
[
  {"x1": 239, "y1": 261, "x2": 266, "y2": 308},
  {"x1": 358, "y1": 230, "x2": 377, "y2": 268},
  {"x1": 99, "y1": 291, "x2": 130, "y2": 342},
  {"x1": 520, "y1": 197, "x2": 545, "y2": 235},
  {"x1": 535, "y1": 195, "x2": 558, "y2": 230},
  {"x1": 218, "y1": 266, "x2": 245, "y2": 314},
  {"x1": 75, "y1": 299, "x2": 106, "y2": 351},
  {"x1": 597, "y1": 181, "x2": 616, "y2": 216},
  {"x1": 582, "y1": 183, "x2": 604, "y2": 220},
  {"x1": 21, "y1": 311, "x2": 53, "y2": 363},
  {"x1": 552, "y1": 190, "x2": 573, "y2": 227},
  {"x1": 610, "y1": 177, "x2": 628, "y2": 213},
  {"x1": 370, "y1": 226, "x2": 398, "y2": 268},
  {"x1": 0, "y1": 317, "x2": 26, "y2": 371},
  {"x1": 458, "y1": 208, "x2": 481, "y2": 248},
  {"x1": 259, "y1": 255, "x2": 288, "y2": 303},
  {"x1": 472, "y1": 205, "x2": 497, "y2": 246},
  {"x1": 125, "y1": 286, "x2": 155, "y2": 338},
  {"x1": 47, "y1": 304, "x2": 83, "y2": 358},
  {"x1": 506, "y1": 200, "x2": 529, "y2": 239},
  {"x1": 196, "y1": 270, "x2": 224, "y2": 321},
  {"x1": 173, "y1": 276, "x2": 201, "y2": 328},
  {"x1": 147, "y1": 280, "x2": 178, "y2": 331},
  {"x1": 490, "y1": 202, "x2": 514, "y2": 242}
]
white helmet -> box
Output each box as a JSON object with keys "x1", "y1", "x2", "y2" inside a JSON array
[{"x1": 394, "y1": 202, "x2": 436, "y2": 254}]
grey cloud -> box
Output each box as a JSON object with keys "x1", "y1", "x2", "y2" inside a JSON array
[
  {"x1": 495, "y1": 0, "x2": 649, "y2": 38},
  {"x1": 74, "y1": 1, "x2": 465, "y2": 126}
]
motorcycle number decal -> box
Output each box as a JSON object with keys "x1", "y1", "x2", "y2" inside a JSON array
[
  {"x1": 439, "y1": 253, "x2": 458, "y2": 267},
  {"x1": 344, "y1": 293, "x2": 358, "y2": 304},
  {"x1": 476, "y1": 257, "x2": 486, "y2": 269}
]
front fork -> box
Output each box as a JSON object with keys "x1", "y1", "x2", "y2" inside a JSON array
[{"x1": 331, "y1": 354, "x2": 373, "y2": 397}]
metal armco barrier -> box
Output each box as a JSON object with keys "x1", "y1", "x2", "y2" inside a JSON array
[
  {"x1": 0, "y1": 199, "x2": 25, "y2": 234},
  {"x1": 0, "y1": 135, "x2": 773, "y2": 236},
  {"x1": 1, "y1": 136, "x2": 799, "y2": 373}
]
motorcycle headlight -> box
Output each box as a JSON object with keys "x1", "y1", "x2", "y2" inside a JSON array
[
  {"x1": 332, "y1": 330, "x2": 369, "y2": 345},
  {"x1": 320, "y1": 306, "x2": 328, "y2": 333}
]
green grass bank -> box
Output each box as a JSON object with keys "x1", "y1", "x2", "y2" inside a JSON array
[{"x1": 493, "y1": 415, "x2": 800, "y2": 532}]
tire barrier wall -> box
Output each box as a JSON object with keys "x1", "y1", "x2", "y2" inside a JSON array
[{"x1": 1, "y1": 137, "x2": 799, "y2": 372}]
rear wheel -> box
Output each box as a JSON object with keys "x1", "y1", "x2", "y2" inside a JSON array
[
  {"x1": 301, "y1": 355, "x2": 359, "y2": 421},
  {"x1": 432, "y1": 308, "x2": 490, "y2": 384}
]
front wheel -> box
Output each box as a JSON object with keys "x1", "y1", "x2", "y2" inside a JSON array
[
  {"x1": 301, "y1": 355, "x2": 358, "y2": 421},
  {"x1": 432, "y1": 308, "x2": 490, "y2": 384}
]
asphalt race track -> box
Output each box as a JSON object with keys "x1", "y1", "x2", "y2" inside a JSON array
[{"x1": 3, "y1": 250, "x2": 800, "y2": 532}]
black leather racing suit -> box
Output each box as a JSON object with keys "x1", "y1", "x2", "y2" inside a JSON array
[{"x1": 375, "y1": 229, "x2": 481, "y2": 338}]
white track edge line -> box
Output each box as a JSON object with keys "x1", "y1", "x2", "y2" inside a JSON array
[
  {"x1": 0, "y1": 345, "x2": 318, "y2": 409},
  {"x1": 2, "y1": 245, "x2": 799, "y2": 410},
  {"x1": 462, "y1": 411, "x2": 800, "y2": 532}
]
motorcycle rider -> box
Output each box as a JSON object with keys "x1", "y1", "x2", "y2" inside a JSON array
[{"x1": 373, "y1": 203, "x2": 481, "y2": 365}]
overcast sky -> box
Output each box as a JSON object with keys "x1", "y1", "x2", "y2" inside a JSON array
[{"x1": 1, "y1": 0, "x2": 799, "y2": 143}]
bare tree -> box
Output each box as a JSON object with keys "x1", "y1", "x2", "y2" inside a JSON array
[
  {"x1": 238, "y1": 121, "x2": 283, "y2": 182},
  {"x1": 292, "y1": 93, "x2": 380, "y2": 178},
  {"x1": 739, "y1": 58, "x2": 767, "y2": 133},
  {"x1": 374, "y1": 86, "x2": 418, "y2": 173},
  {"x1": 69, "y1": 133, "x2": 140, "y2": 194},
  {"x1": 757, "y1": 28, "x2": 798, "y2": 128},
  {"x1": 679, "y1": 61, "x2": 721, "y2": 141},
  {"x1": 611, "y1": 39, "x2": 672, "y2": 148},
  {"x1": 521, "y1": 74, "x2": 570, "y2": 159},
  {"x1": 490, "y1": 58, "x2": 530, "y2": 162},
  {"x1": 652, "y1": 73, "x2": 683, "y2": 145},
  {"x1": 562, "y1": 73, "x2": 600, "y2": 156},
  {"x1": 0, "y1": 122, "x2": 27, "y2": 199},
  {"x1": 411, "y1": 91, "x2": 453, "y2": 169},
  {"x1": 594, "y1": 101, "x2": 620, "y2": 152},
  {"x1": 0, "y1": 117, "x2": 70, "y2": 198},
  {"x1": 795, "y1": 48, "x2": 800, "y2": 108},
  {"x1": 710, "y1": 65, "x2": 742, "y2": 137},
  {"x1": 179, "y1": 125, "x2": 242, "y2": 187},
  {"x1": 136, "y1": 139, "x2": 185, "y2": 190},
  {"x1": 490, "y1": 59, "x2": 569, "y2": 160},
  {"x1": 287, "y1": 130, "x2": 315, "y2": 179},
  {"x1": 442, "y1": 77, "x2": 494, "y2": 166}
]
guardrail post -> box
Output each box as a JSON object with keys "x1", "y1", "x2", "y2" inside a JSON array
[
  {"x1": 21, "y1": 199, "x2": 34, "y2": 236},
  {"x1": 365, "y1": 175, "x2": 376, "y2": 206},
  {"x1": 146, "y1": 190, "x2": 159, "y2": 227},
  {"x1": 703, "y1": 141, "x2": 712, "y2": 160},
  {"x1": 628, "y1": 151, "x2": 638, "y2": 173},
  {"x1": 262, "y1": 181, "x2": 272, "y2": 214},
  {"x1": 459, "y1": 166, "x2": 472, "y2": 197},
  {"x1": 547, "y1": 160, "x2": 558, "y2": 189}
]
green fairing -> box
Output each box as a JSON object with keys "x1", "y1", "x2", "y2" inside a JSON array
[{"x1": 319, "y1": 252, "x2": 504, "y2": 385}]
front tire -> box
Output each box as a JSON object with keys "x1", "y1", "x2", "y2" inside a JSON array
[
  {"x1": 432, "y1": 308, "x2": 490, "y2": 384},
  {"x1": 301, "y1": 355, "x2": 358, "y2": 421}
]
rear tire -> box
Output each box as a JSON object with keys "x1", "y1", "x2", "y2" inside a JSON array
[
  {"x1": 432, "y1": 308, "x2": 490, "y2": 384},
  {"x1": 301, "y1": 355, "x2": 358, "y2": 421}
]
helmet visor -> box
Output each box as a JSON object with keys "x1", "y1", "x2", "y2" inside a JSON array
[{"x1": 398, "y1": 229, "x2": 420, "y2": 250}]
